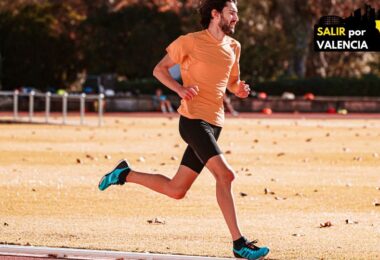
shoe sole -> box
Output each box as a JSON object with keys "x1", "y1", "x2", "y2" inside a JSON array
[
  {"x1": 260, "y1": 249, "x2": 270, "y2": 260},
  {"x1": 233, "y1": 249, "x2": 269, "y2": 260},
  {"x1": 98, "y1": 159, "x2": 129, "y2": 190},
  {"x1": 233, "y1": 256, "x2": 267, "y2": 260},
  {"x1": 259, "y1": 249, "x2": 270, "y2": 260}
]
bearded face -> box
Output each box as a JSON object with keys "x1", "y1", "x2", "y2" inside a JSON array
[
  {"x1": 217, "y1": 2, "x2": 238, "y2": 35},
  {"x1": 219, "y1": 15, "x2": 236, "y2": 35}
]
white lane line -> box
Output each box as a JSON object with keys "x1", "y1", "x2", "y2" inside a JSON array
[{"x1": 0, "y1": 245, "x2": 235, "y2": 260}]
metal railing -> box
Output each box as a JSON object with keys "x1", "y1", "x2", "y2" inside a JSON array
[{"x1": 0, "y1": 90, "x2": 104, "y2": 126}]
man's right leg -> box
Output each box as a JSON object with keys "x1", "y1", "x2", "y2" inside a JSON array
[
  {"x1": 98, "y1": 159, "x2": 198, "y2": 200},
  {"x1": 125, "y1": 144, "x2": 203, "y2": 199},
  {"x1": 126, "y1": 165, "x2": 198, "y2": 199},
  {"x1": 99, "y1": 142, "x2": 202, "y2": 198}
]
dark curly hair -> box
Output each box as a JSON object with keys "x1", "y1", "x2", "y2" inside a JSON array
[{"x1": 199, "y1": 0, "x2": 237, "y2": 29}]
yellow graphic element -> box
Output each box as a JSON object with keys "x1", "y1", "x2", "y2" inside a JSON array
[
  {"x1": 317, "y1": 27, "x2": 346, "y2": 36},
  {"x1": 376, "y1": 20, "x2": 380, "y2": 33}
]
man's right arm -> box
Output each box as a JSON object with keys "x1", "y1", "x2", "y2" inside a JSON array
[{"x1": 153, "y1": 54, "x2": 198, "y2": 101}]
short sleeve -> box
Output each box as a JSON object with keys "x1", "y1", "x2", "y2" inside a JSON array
[{"x1": 166, "y1": 34, "x2": 195, "y2": 64}]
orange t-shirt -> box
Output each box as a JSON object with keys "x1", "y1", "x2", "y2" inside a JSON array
[{"x1": 166, "y1": 30, "x2": 241, "y2": 127}]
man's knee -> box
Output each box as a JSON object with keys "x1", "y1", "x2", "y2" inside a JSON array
[
  {"x1": 171, "y1": 189, "x2": 187, "y2": 200},
  {"x1": 206, "y1": 155, "x2": 236, "y2": 183},
  {"x1": 215, "y1": 167, "x2": 236, "y2": 183},
  {"x1": 168, "y1": 185, "x2": 188, "y2": 200}
]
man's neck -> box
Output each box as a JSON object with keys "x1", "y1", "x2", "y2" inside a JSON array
[{"x1": 207, "y1": 24, "x2": 226, "y2": 41}]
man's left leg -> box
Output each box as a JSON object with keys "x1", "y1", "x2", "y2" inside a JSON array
[
  {"x1": 206, "y1": 154, "x2": 241, "y2": 240},
  {"x1": 206, "y1": 154, "x2": 270, "y2": 260}
]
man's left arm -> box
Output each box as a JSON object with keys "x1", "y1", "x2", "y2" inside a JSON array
[{"x1": 227, "y1": 42, "x2": 250, "y2": 98}]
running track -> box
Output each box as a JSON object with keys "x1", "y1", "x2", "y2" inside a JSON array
[
  {"x1": 0, "y1": 111, "x2": 380, "y2": 120},
  {"x1": 0, "y1": 245, "x2": 234, "y2": 260}
]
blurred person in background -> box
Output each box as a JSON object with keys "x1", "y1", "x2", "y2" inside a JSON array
[
  {"x1": 153, "y1": 88, "x2": 174, "y2": 113},
  {"x1": 224, "y1": 93, "x2": 239, "y2": 116}
]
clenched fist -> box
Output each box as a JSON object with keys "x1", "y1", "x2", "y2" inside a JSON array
[{"x1": 235, "y1": 81, "x2": 250, "y2": 98}]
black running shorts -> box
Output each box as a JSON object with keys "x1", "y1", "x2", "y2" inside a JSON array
[{"x1": 178, "y1": 116, "x2": 222, "y2": 173}]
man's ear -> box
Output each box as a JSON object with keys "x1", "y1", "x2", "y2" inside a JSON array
[{"x1": 211, "y1": 9, "x2": 220, "y2": 20}]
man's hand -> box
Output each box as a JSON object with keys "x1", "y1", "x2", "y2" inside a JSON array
[
  {"x1": 235, "y1": 80, "x2": 250, "y2": 98},
  {"x1": 177, "y1": 85, "x2": 199, "y2": 101}
]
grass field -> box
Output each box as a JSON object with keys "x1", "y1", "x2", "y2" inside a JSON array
[{"x1": 0, "y1": 115, "x2": 379, "y2": 259}]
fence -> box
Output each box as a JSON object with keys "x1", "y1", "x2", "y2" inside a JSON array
[{"x1": 0, "y1": 90, "x2": 105, "y2": 126}]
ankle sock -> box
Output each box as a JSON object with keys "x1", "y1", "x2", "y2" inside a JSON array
[
  {"x1": 118, "y1": 168, "x2": 131, "y2": 184},
  {"x1": 233, "y1": 236, "x2": 247, "y2": 250}
]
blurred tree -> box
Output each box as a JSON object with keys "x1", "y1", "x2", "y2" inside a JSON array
[
  {"x1": 0, "y1": 0, "x2": 44, "y2": 13},
  {"x1": 71, "y1": 0, "x2": 380, "y2": 82},
  {"x1": 232, "y1": 1, "x2": 290, "y2": 82},
  {"x1": 0, "y1": 51, "x2": 3, "y2": 90},
  {"x1": 272, "y1": 0, "x2": 314, "y2": 78},
  {"x1": 0, "y1": 3, "x2": 83, "y2": 90},
  {"x1": 235, "y1": 0, "x2": 380, "y2": 81},
  {"x1": 80, "y1": 3, "x2": 181, "y2": 79},
  {"x1": 0, "y1": 0, "x2": 379, "y2": 91}
]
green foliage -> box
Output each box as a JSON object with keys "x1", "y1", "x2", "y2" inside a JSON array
[
  {"x1": 80, "y1": 4, "x2": 181, "y2": 79},
  {"x1": 0, "y1": 3, "x2": 81, "y2": 90},
  {"x1": 234, "y1": 1, "x2": 290, "y2": 82},
  {"x1": 0, "y1": 0, "x2": 379, "y2": 92},
  {"x1": 0, "y1": 2, "x2": 181, "y2": 89},
  {"x1": 238, "y1": 26, "x2": 291, "y2": 83},
  {"x1": 255, "y1": 74, "x2": 380, "y2": 97},
  {"x1": 234, "y1": 0, "x2": 380, "y2": 81}
]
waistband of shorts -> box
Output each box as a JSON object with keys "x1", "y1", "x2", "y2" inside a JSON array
[{"x1": 179, "y1": 115, "x2": 221, "y2": 129}]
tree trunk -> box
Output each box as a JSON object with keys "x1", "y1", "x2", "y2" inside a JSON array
[
  {"x1": 0, "y1": 51, "x2": 2, "y2": 90},
  {"x1": 275, "y1": 0, "x2": 314, "y2": 78}
]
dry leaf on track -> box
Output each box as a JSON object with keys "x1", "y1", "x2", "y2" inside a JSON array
[
  {"x1": 320, "y1": 221, "x2": 332, "y2": 228},
  {"x1": 345, "y1": 219, "x2": 358, "y2": 224},
  {"x1": 147, "y1": 218, "x2": 166, "y2": 225}
]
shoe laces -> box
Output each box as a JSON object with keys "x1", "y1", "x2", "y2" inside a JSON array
[{"x1": 246, "y1": 239, "x2": 260, "y2": 250}]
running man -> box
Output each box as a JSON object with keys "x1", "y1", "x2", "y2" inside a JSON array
[{"x1": 98, "y1": 0, "x2": 270, "y2": 259}]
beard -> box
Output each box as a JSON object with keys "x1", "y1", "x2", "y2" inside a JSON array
[{"x1": 219, "y1": 16, "x2": 235, "y2": 35}]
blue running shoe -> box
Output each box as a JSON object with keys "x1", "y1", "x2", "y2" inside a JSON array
[
  {"x1": 233, "y1": 239, "x2": 270, "y2": 260},
  {"x1": 98, "y1": 160, "x2": 131, "y2": 191}
]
